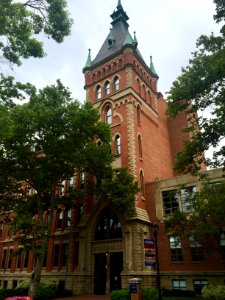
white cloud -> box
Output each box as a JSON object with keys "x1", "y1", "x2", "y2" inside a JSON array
[{"x1": 9, "y1": 0, "x2": 220, "y2": 102}]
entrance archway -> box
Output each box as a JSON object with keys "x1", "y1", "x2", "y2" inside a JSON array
[{"x1": 93, "y1": 209, "x2": 123, "y2": 295}]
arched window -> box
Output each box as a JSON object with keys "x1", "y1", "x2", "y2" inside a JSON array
[
  {"x1": 137, "y1": 105, "x2": 141, "y2": 125},
  {"x1": 105, "y1": 106, "x2": 112, "y2": 124},
  {"x1": 113, "y1": 76, "x2": 119, "y2": 92},
  {"x1": 94, "y1": 209, "x2": 122, "y2": 240},
  {"x1": 137, "y1": 78, "x2": 141, "y2": 95},
  {"x1": 115, "y1": 134, "x2": 121, "y2": 155},
  {"x1": 140, "y1": 170, "x2": 144, "y2": 196},
  {"x1": 96, "y1": 85, "x2": 101, "y2": 100},
  {"x1": 142, "y1": 84, "x2": 146, "y2": 100},
  {"x1": 138, "y1": 135, "x2": 142, "y2": 158},
  {"x1": 105, "y1": 81, "x2": 110, "y2": 96}
]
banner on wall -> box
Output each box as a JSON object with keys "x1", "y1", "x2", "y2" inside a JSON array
[{"x1": 144, "y1": 238, "x2": 156, "y2": 266}]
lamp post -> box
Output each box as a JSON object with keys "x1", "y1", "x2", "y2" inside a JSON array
[{"x1": 151, "y1": 223, "x2": 162, "y2": 300}]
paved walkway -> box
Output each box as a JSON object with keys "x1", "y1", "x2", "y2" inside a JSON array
[{"x1": 54, "y1": 296, "x2": 110, "y2": 300}]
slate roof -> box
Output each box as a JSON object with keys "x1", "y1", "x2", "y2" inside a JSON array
[
  {"x1": 84, "y1": 1, "x2": 158, "y2": 78},
  {"x1": 91, "y1": 2, "x2": 144, "y2": 66}
]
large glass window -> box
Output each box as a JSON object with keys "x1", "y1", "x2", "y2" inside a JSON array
[
  {"x1": 180, "y1": 186, "x2": 196, "y2": 212},
  {"x1": 169, "y1": 235, "x2": 183, "y2": 262},
  {"x1": 172, "y1": 279, "x2": 186, "y2": 290},
  {"x1": 162, "y1": 190, "x2": 179, "y2": 215},
  {"x1": 94, "y1": 209, "x2": 122, "y2": 240}
]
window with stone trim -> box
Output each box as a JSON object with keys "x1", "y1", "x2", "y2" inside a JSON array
[
  {"x1": 61, "y1": 243, "x2": 69, "y2": 267},
  {"x1": 162, "y1": 186, "x2": 196, "y2": 216},
  {"x1": 105, "y1": 106, "x2": 112, "y2": 125},
  {"x1": 53, "y1": 243, "x2": 60, "y2": 268},
  {"x1": 138, "y1": 135, "x2": 142, "y2": 158},
  {"x1": 189, "y1": 236, "x2": 204, "y2": 262},
  {"x1": 140, "y1": 170, "x2": 144, "y2": 196},
  {"x1": 137, "y1": 105, "x2": 141, "y2": 125},
  {"x1": 113, "y1": 76, "x2": 119, "y2": 92},
  {"x1": 172, "y1": 279, "x2": 186, "y2": 290},
  {"x1": 96, "y1": 85, "x2": 102, "y2": 100},
  {"x1": 169, "y1": 235, "x2": 183, "y2": 262},
  {"x1": 105, "y1": 81, "x2": 110, "y2": 96},
  {"x1": 115, "y1": 134, "x2": 121, "y2": 155}
]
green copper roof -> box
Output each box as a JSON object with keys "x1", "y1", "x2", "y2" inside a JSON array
[
  {"x1": 117, "y1": 0, "x2": 122, "y2": 9},
  {"x1": 84, "y1": 49, "x2": 92, "y2": 69},
  {"x1": 123, "y1": 30, "x2": 133, "y2": 46},
  {"x1": 150, "y1": 56, "x2": 157, "y2": 75}
]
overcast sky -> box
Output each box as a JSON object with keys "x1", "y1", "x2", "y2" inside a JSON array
[{"x1": 8, "y1": 0, "x2": 220, "y2": 102}]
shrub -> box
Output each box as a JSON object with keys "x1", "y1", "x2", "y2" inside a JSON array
[
  {"x1": 142, "y1": 287, "x2": 158, "y2": 300},
  {"x1": 110, "y1": 289, "x2": 130, "y2": 300},
  {"x1": 202, "y1": 284, "x2": 225, "y2": 300}
]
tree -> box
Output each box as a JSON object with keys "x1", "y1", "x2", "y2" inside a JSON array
[
  {"x1": 167, "y1": 0, "x2": 225, "y2": 175},
  {"x1": 165, "y1": 181, "x2": 225, "y2": 259},
  {"x1": 0, "y1": 80, "x2": 138, "y2": 296},
  {"x1": 0, "y1": 0, "x2": 73, "y2": 65}
]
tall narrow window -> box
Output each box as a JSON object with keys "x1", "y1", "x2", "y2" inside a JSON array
[
  {"x1": 59, "y1": 180, "x2": 65, "y2": 197},
  {"x1": 105, "y1": 106, "x2": 112, "y2": 124},
  {"x1": 57, "y1": 209, "x2": 63, "y2": 230},
  {"x1": 53, "y1": 244, "x2": 60, "y2": 268},
  {"x1": 96, "y1": 85, "x2": 101, "y2": 100},
  {"x1": 140, "y1": 170, "x2": 144, "y2": 196},
  {"x1": 114, "y1": 76, "x2": 119, "y2": 92},
  {"x1": 169, "y1": 235, "x2": 183, "y2": 262},
  {"x1": 189, "y1": 236, "x2": 204, "y2": 261},
  {"x1": 137, "y1": 106, "x2": 141, "y2": 125},
  {"x1": 138, "y1": 135, "x2": 142, "y2": 158},
  {"x1": 68, "y1": 176, "x2": 74, "y2": 193},
  {"x1": 115, "y1": 135, "x2": 121, "y2": 155},
  {"x1": 62, "y1": 243, "x2": 69, "y2": 267},
  {"x1": 80, "y1": 170, "x2": 85, "y2": 189},
  {"x1": 105, "y1": 81, "x2": 110, "y2": 96}
]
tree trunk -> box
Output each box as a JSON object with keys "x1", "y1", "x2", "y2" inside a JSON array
[{"x1": 28, "y1": 252, "x2": 45, "y2": 297}]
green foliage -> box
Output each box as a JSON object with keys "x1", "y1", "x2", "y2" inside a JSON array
[
  {"x1": 110, "y1": 289, "x2": 130, "y2": 300},
  {"x1": 165, "y1": 181, "x2": 225, "y2": 256},
  {"x1": 110, "y1": 288, "x2": 159, "y2": 300},
  {"x1": 98, "y1": 168, "x2": 139, "y2": 213},
  {"x1": 142, "y1": 287, "x2": 159, "y2": 300},
  {"x1": 202, "y1": 284, "x2": 225, "y2": 299},
  {"x1": 167, "y1": 0, "x2": 225, "y2": 174},
  {"x1": 16, "y1": 279, "x2": 57, "y2": 299},
  {"x1": 0, "y1": 0, "x2": 72, "y2": 65}
]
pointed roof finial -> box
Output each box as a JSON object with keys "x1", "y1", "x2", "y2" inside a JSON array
[
  {"x1": 117, "y1": 0, "x2": 122, "y2": 9},
  {"x1": 150, "y1": 56, "x2": 157, "y2": 75},
  {"x1": 84, "y1": 48, "x2": 92, "y2": 69},
  {"x1": 133, "y1": 31, "x2": 138, "y2": 47}
]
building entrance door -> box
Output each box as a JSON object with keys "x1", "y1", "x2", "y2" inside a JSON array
[{"x1": 94, "y1": 252, "x2": 123, "y2": 295}]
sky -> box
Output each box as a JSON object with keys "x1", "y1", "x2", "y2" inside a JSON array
[{"x1": 7, "y1": 0, "x2": 220, "y2": 103}]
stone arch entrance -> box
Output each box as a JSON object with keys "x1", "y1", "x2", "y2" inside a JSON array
[{"x1": 92, "y1": 208, "x2": 124, "y2": 295}]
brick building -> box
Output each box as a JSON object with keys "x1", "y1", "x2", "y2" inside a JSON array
[{"x1": 0, "y1": 0, "x2": 224, "y2": 295}]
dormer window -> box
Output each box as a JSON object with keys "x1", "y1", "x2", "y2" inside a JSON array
[
  {"x1": 105, "y1": 81, "x2": 110, "y2": 96},
  {"x1": 113, "y1": 76, "x2": 119, "y2": 92},
  {"x1": 105, "y1": 106, "x2": 112, "y2": 124},
  {"x1": 96, "y1": 85, "x2": 102, "y2": 100}
]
